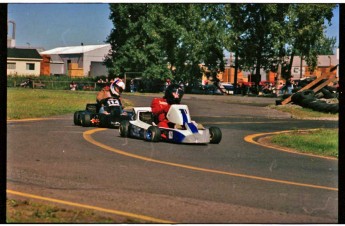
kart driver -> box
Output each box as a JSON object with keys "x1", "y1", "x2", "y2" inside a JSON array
[
  {"x1": 97, "y1": 78, "x2": 125, "y2": 114},
  {"x1": 151, "y1": 84, "x2": 184, "y2": 128}
]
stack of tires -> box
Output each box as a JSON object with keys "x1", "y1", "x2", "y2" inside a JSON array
[{"x1": 291, "y1": 89, "x2": 338, "y2": 114}]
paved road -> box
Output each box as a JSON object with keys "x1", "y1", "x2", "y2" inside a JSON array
[{"x1": 7, "y1": 94, "x2": 338, "y2": 223}]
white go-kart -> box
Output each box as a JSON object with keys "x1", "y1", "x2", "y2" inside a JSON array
[{"x1": 119, "y1": 104, "x2": 222, "y2": 144}]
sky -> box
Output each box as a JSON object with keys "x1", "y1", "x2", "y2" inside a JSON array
[
  {"x1": 7, "y1": 3, "x2": 340, "y2": 51},
  {"x1": 8, "y1": 4, "x2": 113, "y2": 50}
]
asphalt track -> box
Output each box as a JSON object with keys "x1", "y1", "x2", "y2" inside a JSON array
[{"x1": 7, "y1": 93, "x2": 338, "y2": 223}]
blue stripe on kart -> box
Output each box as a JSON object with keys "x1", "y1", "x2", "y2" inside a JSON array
[
  {"x1": 180, "y1": 109, "x2": 188, "y2": 124},
  {"x1": 186, "y1": 122, "x2": 198, "y2": 134},
  {"x1": 173, "y1": 130, "x2": 185, "y2": 143}
]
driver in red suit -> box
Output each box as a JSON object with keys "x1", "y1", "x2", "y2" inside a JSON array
[{"x1": 151, "y1": 84, "x2": 184, "y2": 128}]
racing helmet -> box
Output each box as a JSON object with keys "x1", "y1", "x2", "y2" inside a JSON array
[
  {"x1": 110, "y1": 79, "x2": 125, "y2": 97},
  {"x1": 164, "y1": 84, "x2": 184, "y2": 105}
]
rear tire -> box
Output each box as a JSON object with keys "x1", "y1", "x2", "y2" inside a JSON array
[
  {"x1": 209, "y1": 127, "x2": 222, "y2": 144},
  {"x1": 74, "y1": 111, "x2": 83, "y2": 125},
  {"x1": 119, "y1": 120, "x2": 130, "y2": 137},
  {"x1": 81, "y1": 112, "x2": 92, "y2": 127},
  {"x1": 145, "y1": 126, "x2": 161, "y2": 142}
]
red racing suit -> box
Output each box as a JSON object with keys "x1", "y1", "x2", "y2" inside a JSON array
[{"x1": 151, "y1": 97, "x2": 171, "y2": 128}]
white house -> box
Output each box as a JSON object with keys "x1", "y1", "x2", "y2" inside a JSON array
[
  {"x1": 40, "y1": 44, "x2": 111, "y2": 77},
  {"x1": 7, "y1": 48, "x2": 42, "y2": 76}
]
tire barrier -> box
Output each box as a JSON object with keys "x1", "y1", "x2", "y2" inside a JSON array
[{"x1": 291, "y1": 89, "x2": 338, "y2": 114}]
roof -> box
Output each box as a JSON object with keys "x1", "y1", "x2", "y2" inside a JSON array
[
  {"x1": 40, "y1": 44, "x2": 110, "y2": 55},
  {"x1": 7, "y1": 48, "x2": 42, "y2": 59},
  {"x1": 291, "y1": 55, "x2": 338, "y2": 67}
]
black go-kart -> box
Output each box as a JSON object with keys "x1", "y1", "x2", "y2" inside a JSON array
[{"x1": 74, "y1": 98, "x2": 131, "y2": 128}]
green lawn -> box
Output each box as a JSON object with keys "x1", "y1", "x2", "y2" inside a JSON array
[
  {"x1": 7, "y1": 88, "x2": 97, "y2": 119},
  {"x1": 6, "y1": 88, "x2": 133, "y2": 120},
  {"x1": 270, "y1": 128, "x2": 338, "y2": 158}
]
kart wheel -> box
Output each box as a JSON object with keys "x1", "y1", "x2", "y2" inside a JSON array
[
  {"x1": 209, "y1": 127, "x2": 222, "y2": 144},
  {"x1": 119, "y1": 120, "x2": 130, "y2": 137},
  {"x1": 74, "y1": 111, "x2": 83, "y2": 125},
  {"x1": 81, "y1": 112, "x2": 92, "y2": 127},
  {"x1": 145, "y1": 126, "x2": 161, "y2": 142}
]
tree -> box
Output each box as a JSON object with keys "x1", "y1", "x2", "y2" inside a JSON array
[
  {"x1": 105, "y1": 4, "x2": 168, "y2": 80},
  {"x1": 285, "y1": 4, "x2": 336, "y2": 75},
  {"x1": 314, "y1": 35, "x2": 337, "y2": 55},
  {"x1": 105, "y1": 4, "x2": 226, "y2": 85},
  {"x1": 224, "y1": 4, "x2": 290, "y2": 84},
  {"x1": 105, "y1": 3, "x2": 337, "y2": 87}
]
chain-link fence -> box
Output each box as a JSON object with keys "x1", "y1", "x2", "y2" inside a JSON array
[{"x1": 7, "y1": 76, "x2": 105, "y2": 91}]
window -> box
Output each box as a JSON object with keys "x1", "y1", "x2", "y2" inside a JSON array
[
  {"x1": 26, "y1": 63, "x2": 35, "y2": 70},
  {"x1": 293, "y1": 67, "x2": 299, "y2": 73},
  {"x1": 7, "y1": 62, "x2": 16, "y2": 69}
]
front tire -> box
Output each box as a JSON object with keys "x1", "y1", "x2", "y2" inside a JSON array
[
  {"x1": 209, "y1": 127, "x2": 222, "y2": 144},
  {"x1": 145, "y1": 126, "x2": 161, "y2": 142},
  {"x1": 119, "y1": 120, "x2": 130, "y2": 137}
]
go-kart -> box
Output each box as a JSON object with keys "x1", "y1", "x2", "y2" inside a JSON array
[
  {"x1": 119, "y1": 104, "x2": 222, "y2": 144},
  {"x1": 74, "y1": 98, "x2": 131, "y2": 128}
]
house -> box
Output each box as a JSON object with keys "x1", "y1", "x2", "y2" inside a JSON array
[
  {"x1": 289, "y1": 54, "x2": 338, "y2": 79},
  {"x1": 7, "y1": 48, "x2": 42, "y2": 76},
  {"x1": 218, "y1": 51, "x2": 339, "y2": 85},
  {"x1": 40, "y1": 44, "x2": 111, "y2": 77}
]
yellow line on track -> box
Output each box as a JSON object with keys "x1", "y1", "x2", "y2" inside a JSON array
[
  {"x1": 6, "y1": 190, "x2": 174, "y2": 224},
  {"x1": 84, "y1": 128, "x2": 337, "y2": 191},
  {"x1": 244, "y1": 129, "x2": 338, "y2": 161}
]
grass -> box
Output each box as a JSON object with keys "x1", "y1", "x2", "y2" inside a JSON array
[
  {"x1": 270, "y1": 128, "x2": 338, "y2": 158},
  {"x1": 6, "y1": 198, "x2": 145, "y2": 223},
  {"x1": 7, "y1": 88, "x2": 132, "y2": 120}
]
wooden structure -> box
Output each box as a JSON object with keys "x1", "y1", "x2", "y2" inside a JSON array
[
  {"x1": 281, "y1": 66, "x2": 338, "y2": 105},
  {"x1": 40, "y1": 54, "x2": 50, "y2": 76},
  {"x1": 68, "y1": 63, "x2": 84, "y2": 77}
]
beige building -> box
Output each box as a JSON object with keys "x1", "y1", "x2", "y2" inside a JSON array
[{"x1": 7, "y1": 48, "x2": 42, "y2": 76}]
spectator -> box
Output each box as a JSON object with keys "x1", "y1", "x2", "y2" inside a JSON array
[
  {"x1": 283, "y1": 78, "x2": 293, "y2": 94},
  {"x1": 130, "y1": 79, "x2": 135, "y2": 93},
  {"x1": 70, "y1": 81, "x2": 77, "y2": 91},
  {"x1": 164, "y1": 79, "x2": 171, "y2": 91}
]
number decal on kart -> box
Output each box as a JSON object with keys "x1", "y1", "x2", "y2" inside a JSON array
[
  {"x1": 107, "y1": 99, "x2": 120, "y2": 106},
  {"x1": 168, "y1": 131, "x2": 173, "y2": 139}
]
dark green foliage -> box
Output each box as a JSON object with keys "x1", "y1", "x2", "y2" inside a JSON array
[
  {"x1": 105, "y1": 3, "x2": 337, "y2": 85},
  {"x1": 105, "y1": 4, "x2": 225, "y2": 84}
]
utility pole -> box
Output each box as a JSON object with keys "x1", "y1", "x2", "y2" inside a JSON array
[
  {"x1": 300, "y1": 56, "x2": 303, "y2": 78},
  {"x1": 234, "y1": 50, "x2": 239, "y2": 94}
]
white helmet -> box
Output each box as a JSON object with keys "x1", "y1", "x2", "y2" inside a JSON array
[{"x1": 110, "y1": 79, "x2": 125, "y2": 97}]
